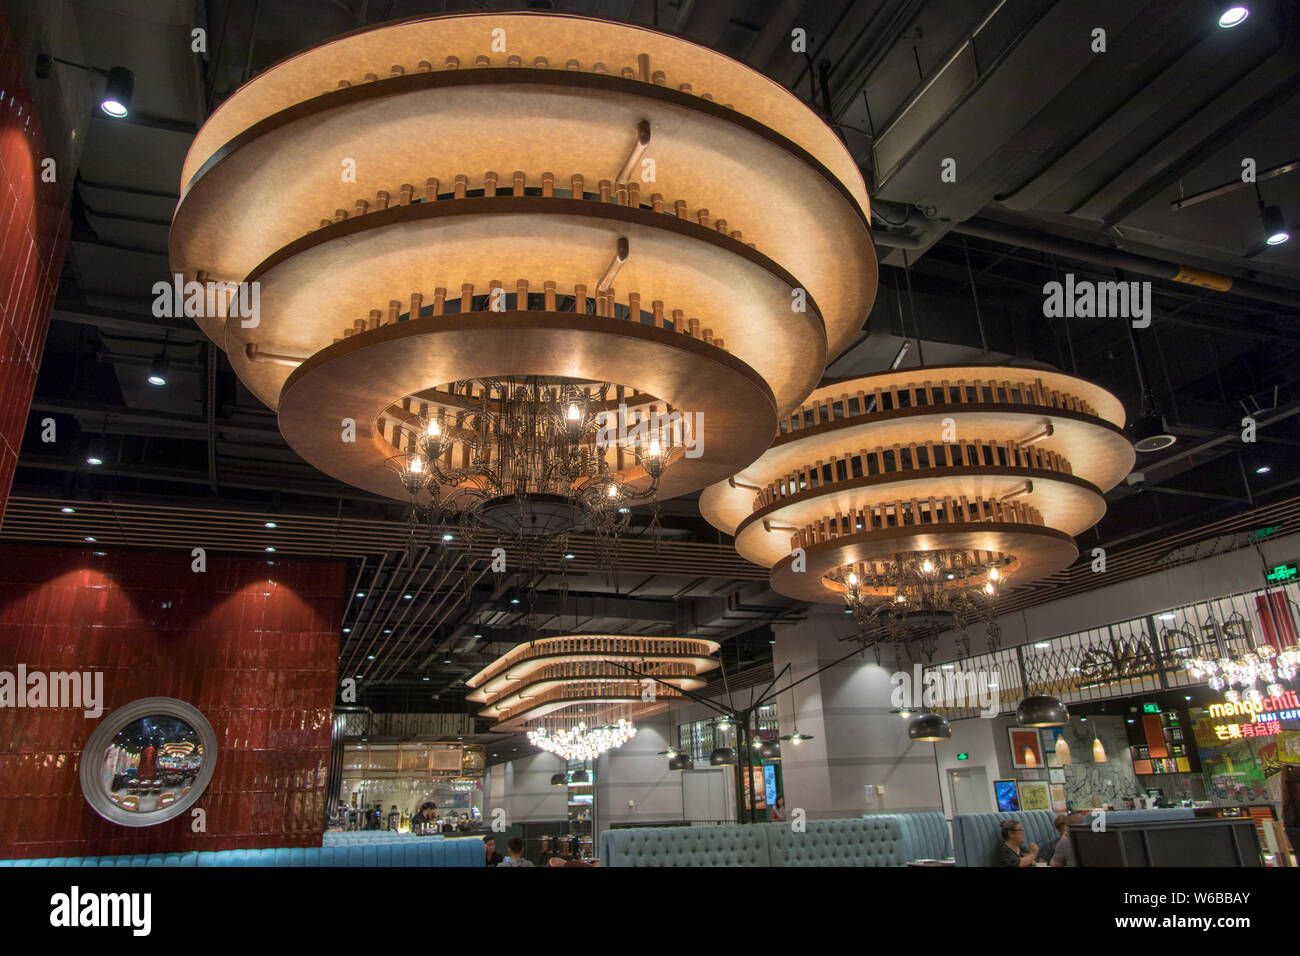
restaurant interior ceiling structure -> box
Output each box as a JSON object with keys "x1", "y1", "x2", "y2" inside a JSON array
[{"x1": 5, "y1": 0, "x2": 1300, "y2": 723}]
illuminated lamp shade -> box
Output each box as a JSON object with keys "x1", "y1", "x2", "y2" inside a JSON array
[
  {"x1": 1055, "y1": 735, "x2": 1072, "y2": 766},
  {"x1": 907, "y1": 712, "x2": 952, "y2": 741},
  {"x1": 1017, "y1": 694, "x2": 1069, "y2": 728},
  {"x1": 1092, "y1": 737, "x2": 1108, "y2": 763},
  {"x1": 168, "y1": 11, "x2": 879, "y2": 539},
  {"x1": 668, "y1": 752, "x2": 694, "y2": 771},
  {"x1": 760, "y1": 740, "x2": 782, "y2": 760},
  {"x1": 709, "y1": 747, "x2": 737, "y2": 766},
  {"x1": 1022, "y1": 746, "x2": 1038, "y2": 769},
  {"x1": 550, "y1": 773, "x2": 567, "y2": 786},
  {"x1": 699, "y1": 366, "x2": 1133, "y2": 649}
]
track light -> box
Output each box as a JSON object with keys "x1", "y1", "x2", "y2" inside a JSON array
[
  {"x1": 35, "y1": 55, "x2": 134, "y2": 119},
  {"x1": 1216, "y1": 4, "x2": 1249, "y2": 28},
  {"x1": 101, "y1": 67, "x2": 133, "y2": 117},
  {"x1": 147, "y1": 350, "x2": 169, "y2": 386},
  {"x1": 1262, "y1": 204, "x2": 1289, "y2": 246}
]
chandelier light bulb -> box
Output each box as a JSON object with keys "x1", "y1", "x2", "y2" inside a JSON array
[
  {"x1": 648, "y1": 438, "x2": 661, "y2": 458},
  {"x1": 567, "y1": 403, "x2": 580, "y2": 421},
  {"x1": 426, "y1": 419, "x2": 441, "y2": 437},
  {"x1": 984, "y1": 582, "x2": 995, "y2": 595},
  {"x1": 409, "y1": 456, "x2": 424, "y2": 475},
  {"x1": 921, "y1": 559, "x2": 933, "y2": 573},
  {"x1": 847, "y1": 572, "x2": 858, "y2": 586},
  {"x1": 988, "y1": 567, "x2": 1000, "y2": 581}
]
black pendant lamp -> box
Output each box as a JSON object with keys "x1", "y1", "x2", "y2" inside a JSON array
[
  {"x1": 1017, "y1": 695, "x2": 1069, "y2": 727},
  {"x1": 668, "y1": 752, "x2": 694, "y2": 771},
  {"x1": 709, "y1": 747, "x2": 736, "y2": 766},
  {"x1": 908, "y1": 712, "x2": 952, "y2": 741}
]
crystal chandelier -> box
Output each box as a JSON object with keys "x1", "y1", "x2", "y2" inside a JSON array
[
  {"x1": 527, "y1": 718, "x2": 638, "y2": 762},
  {"x1": 387, "y1": 376, "x2": 676, "y2": 608},
  {"x1": 1185, "y1": 643, "x2": 1300, "y2": 704},
  {"x1": 834, "y1": 549, "x2": 1005, "y2": 660}
]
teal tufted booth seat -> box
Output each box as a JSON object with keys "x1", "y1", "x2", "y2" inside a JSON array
[
  {"x1": 764, "y1": 817, "x2": 907, "y2": 867},
  {"x1": 951, "y1": 810, "x2": 1058, "y2": 866},
  {"x1": 873, "y1": 812, "x2": 953, "y2": 861},
  {"x1": 0, "y1": 839, "x2": 482, "y2": 867},
  {"x1": 600, "y1": 824, "x2": 771, "y2": 867},
  {"x1": 322, "y1": 831, "x2": 444, "y2": 845}
]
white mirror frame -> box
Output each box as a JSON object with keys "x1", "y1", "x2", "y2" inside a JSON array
[{"x1": 79, "y1": 696, "x2": 218, "y2": 827}]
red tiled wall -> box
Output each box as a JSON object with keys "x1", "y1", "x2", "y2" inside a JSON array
[
  {"x1": 0, "y1": 544, "x2": 344, "y2": 859},
  {"x1": 0, "y1": 9, "x2": 70, "y2": 523}
]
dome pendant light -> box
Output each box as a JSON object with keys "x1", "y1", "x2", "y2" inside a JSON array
[
  {"x1": 908, "y1": 712, "x2": 952, "y2": 741},
  {"x1": 1017, "y1": 694, "x2": 1070, "y2": 727}
]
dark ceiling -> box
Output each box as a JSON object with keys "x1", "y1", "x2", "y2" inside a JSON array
[{"x1": 6, "y1": 0, "x2": 1300, "y2": 717}]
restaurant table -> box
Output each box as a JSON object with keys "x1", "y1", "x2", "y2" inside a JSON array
[{"x1": 906, "y1": 859, "x2": 956, "y2": 867}]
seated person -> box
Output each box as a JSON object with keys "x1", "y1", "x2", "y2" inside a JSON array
[
  {"x1": 1050, "y1": 813, "x2": 1085, "y2": 867},
  {"x1": 996, "y1": 818, "x2": 1039, "y2": 867},
  {"x1": 499, "y1": 837, "x2": 534, "y2": 867}
]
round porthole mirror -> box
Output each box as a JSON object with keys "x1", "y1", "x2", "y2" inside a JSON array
[{"x1": 79, "y1": 697, "x2": 218, "y2": 827}]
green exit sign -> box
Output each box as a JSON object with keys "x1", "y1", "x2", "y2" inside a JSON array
[
  {"x1": 1142, "y1": 703, "x2": 1161, "y2": 714},
  {"x1": 956, "y1": 752, "x2": 969, "y2": 761},
  {"x1": 1267, "y1": 563, "x2": 1299, "y2": 583}
]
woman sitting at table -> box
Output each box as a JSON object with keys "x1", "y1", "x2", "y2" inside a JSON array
[{"x1": 996, "y1": 819, "x2": 1039, "y2": 867}]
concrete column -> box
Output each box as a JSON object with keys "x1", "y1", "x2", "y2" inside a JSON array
[{"x1": 772, "y1": 609, "x2": 944, "y2": 818}]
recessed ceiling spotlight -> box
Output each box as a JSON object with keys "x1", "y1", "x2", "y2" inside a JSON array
[
  {"x1": 265, "y1": 547, "x2": 275, "y2": 552},
  {"x1": 356, "y1": 592, "x2": 366, "y2": 598},
  {"x1": 342, "y1": 627, "x2": 351, "y2": 633},
  {"x1": 61, "y1": 507, "x2": 75, "y2": 514},
  {"x1": 1217, "y1": 4, "x2": 1249, "y2": 28},
  {"x1": 404, "y1": 593, "x2": 413, "y2": 600},
  {"x1": 86, "y1": 456, "x2": 103, "y2": 466},
  {"x1": 264, "y1": 521, "x2": 277, "y2": 528},
  {"x1": 442, "y1": 533, "x2": 454, "y2": 542},
  {"x1": 1255, "y1": 464, "x2": 1272, "y2": 474},
  {"x1": 84, "y1": 536, "x2": 96, "y2": 542}
]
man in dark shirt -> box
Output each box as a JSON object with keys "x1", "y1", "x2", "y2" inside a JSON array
[
  {"x1": 483, "y1": 835, "x2": 504, "y2": 867},
  {"x1": 996, "y1": 819, "x2": 1040, "y2": 867}
]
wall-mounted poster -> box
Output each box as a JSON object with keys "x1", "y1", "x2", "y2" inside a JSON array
[
  {"x1": 1049, "y1": 768, "x2": 1066, "y2": 784},
  {"x1": 1018, "y1": 780, "x2": 1051, "y2": 812},
  {"x1": 1049, "y1": 783, "x2": 1068, "y2": 813},
  {"x1": 995, "y1": 779, "x2": 1020, "y2": 812},
  {"x1": 1008, "y1": 728, "x2": 1044, "y2": 769}
]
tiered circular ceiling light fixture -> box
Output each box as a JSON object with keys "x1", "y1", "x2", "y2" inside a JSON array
[
  {"x1": 169, "y1": 12, "x2": 877, "y2": 589},
  {"x1": 701, "y1": 366, "x2": 1134, "y2": 660},
  {"x1": 465, "y1": 634, "x2": 720, "y2": 761}
]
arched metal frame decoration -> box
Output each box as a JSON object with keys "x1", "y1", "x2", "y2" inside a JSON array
[{"x1": 79, "y1": 696, "x2": 219, "y2": 828}]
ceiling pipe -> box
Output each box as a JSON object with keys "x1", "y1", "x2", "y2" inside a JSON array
[{"x1": 952, "y1": 218, "x2": 1300, "y2": 311}]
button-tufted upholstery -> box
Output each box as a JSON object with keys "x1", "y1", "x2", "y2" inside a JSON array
[
  {"x1": 0, "y1": 838, "x2": 481, "y2": 867},
  {"x1": 601, "y1": 824, "x2": 772, "y2": 866},
  {"x1": 322, "y1": 831, "x2": 444, "y2": 845},
  {"x1": 873, "y1": 812, "x2": 953, "y2": 861},
  {"x1": 951, "y1": 810, "x2": 1058, "y2": 866},
  {"x1": 764, "y1": 817, "x2": 906, "y2": 867}
]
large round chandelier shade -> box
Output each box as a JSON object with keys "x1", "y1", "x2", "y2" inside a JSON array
[
  {"x1": 699, "y1": 366, "x2": 1133, "y2": 649},
  {"x1": 467, "y1": 634, "x2": 720, "y2": 760},
  {"x1": 168, "y1": 12, "x2": 878, "y2": 515}
]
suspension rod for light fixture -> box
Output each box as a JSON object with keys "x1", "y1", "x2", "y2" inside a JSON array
[
  {"x1": 1018, "y1": 422, "x2": 1054, "y2": 446},
  {"x1": 1000, "y1": 481, "x2": 1033, "y2": 502},
  {"x1": 245, "y1": 343, "x2": 310, "y2": 367},
  {"x1": 596, "y1": 237, "x2": 629, "y2": 293},
  {"x1": 616, "y1": 120, "x2": 652, "y2": 185}
]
